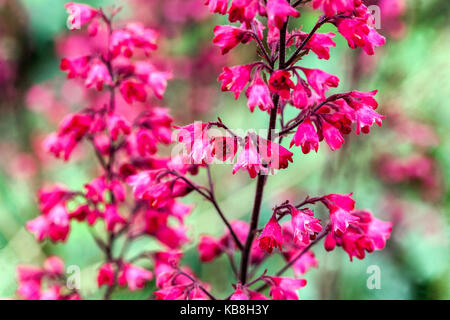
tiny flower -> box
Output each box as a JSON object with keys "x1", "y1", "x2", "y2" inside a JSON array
[
  {"x1": 258, "y1": 216, "x2": 283, "y2": 253},
  {"x1": 264, "y1": 276, "x2": 307, "y2": 300},
  {"x1": 205, "y1": 0, "x2": 229, "y2": 15},
  {"x1": 321, "y1": 120, "x2": 345, "y2": 151},
  {"x1": 213, "y1": 25, "x2": 251, "y2": 54},
  {"x1": 291, "y1": 208, "x2": 323, "y2": 245},
  {"x1": 266, "y1": 0, "x2": 300, "y2": 30},
  {"x1": 85, "y1": 61, "x2": 113, "y2": 91},
  {"x1": 291, "y1": 82, "x2": 311, "y2": 109},
  {"x1": 198, "y1": 235, "x2": 223, "y2": 262},
  {"x1": 312, "y1": 0, "x2": 356, "y2": 17},
  {"x1": 218, "y1": 64, "x2": 253, "y2": 99},
  {"x1": 232, "y1": 138, "x2": 266, "y2": 178},
  {"x1": 297, "y1": 31, "x2": 336, "y2": 60},
  {"x1": 106, "y1": 114, "x2": 131, "y2": 141},
  {"x1": 300, "y1": 67, "x2": 339, "y2": 98},
  {"x1": 268, "y1": 70, "x2": 295, "y2": 99},
  {"x1": 246, "y1": 73, "x2": 274, "y2": 112},
  {"x1": 97, "y1": 263, "x2": 115, "y2": 287},
  {"x1": 60, "y1": 56, "x2": 90, "y2": 79},
  {"x1": 118, "y1": 264, "x2": 153, "y2": 291},
  {"x1": 104, "y1": 204, "x2": 126, "y2": 232},
  {"x1": 337, "y1": 18, "x2": 386, "y2": 55},
  {"x1": 120, "y1": 80, "x2": 147, "y2": 104},
  {"x1": 227, "y1": 0, "x2": 259, "y2": 24},
  {"x1": 290, "y1": 117, "x2": 320, "y2": 154},
  {"x1": 65, "y1": 2, "x2": 98, "y2": 30}
]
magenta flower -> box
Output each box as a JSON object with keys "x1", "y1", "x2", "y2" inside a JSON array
[
  {"x1": 246, "y1": 73, "x2": 274, "y2": 112},
  {"x1": 65, "y1": 2, "x2": 98, "y2": 30},
  {"x1": 198, "y1": 235, "x2": 223, "y2": 262},
  {"x1": 264, "y1": 276, "x2": 307, "y2": 300},
  {"x1": 268, "y1": 70, "x2": 295, "y2": 99},
  {"x1": 321, "y1": 120, "x2": 345, "y2": 151},
  {"x1": 205, "y1": 0, "x2": 229, "y2": 15},
  {"x1": 300, "y1": 67, "x2": 339, "y2": 98},
  {"x1": 218, "y1": 64, "x2": 253, "y2": 99},
  {"x1": 312, "y1": 0, "x2": 356, "y2": 17},
  {"x1": 97, "y1": 263, "x2": 115, "y2": 288},
  {"x1": 258, "y1": 216, "x2": 283, "y2": 253},
  {"x1": 120, "y1": 80, "x2": 147, "y2": 104},
  {"x1": 291, "y1": 208, "x2": 323, "y2": 245},
  {"x1": 213, "y1": 25, "x2": 251, "y2": 54},
  {"x1": 232, "y1": 138, "x2": 266, "y2": 178},
  {"x1": 290, "y1": 117, "x2": 320, "y2": 154},
  {"x1": 118, "y1": 264, "x2": 153, "y2": 291},
  {"x1": 85, "y1": 61, "x2": 113, "y2": 91},
  {"x1": 60, "y1": 56, "x2": 90, "y2": 79},
  {"x1": 266, "y1": 0, "x2": 299, "y2": 30},
  {"x1": 227, "y1": 0, "x2": 259, "y2": 23},
  {"x1": 337, "y1": 18, "x2": 386, "y2": 55}
]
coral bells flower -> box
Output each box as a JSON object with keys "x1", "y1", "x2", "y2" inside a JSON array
[
  {"x1": 198, "y1": 235, "x2": 223, "y2": 262},
  {"x1": 232, "y1": 138, "x2": 266, "y2": 178},
  {"x1": 312, "y1": 0, "x2": 357, "y2": 17},
  {"x1": 60, "y1": 56, "x2": 90, "y2": 79},
  {"x1": 120, "y1": 80, "x2": 147, "y2": 104},
  {"x1": 268, "y1": 70, "x2": 295, "y2": 99},
  {"x1": 263, "y1": 276, "x2": 307, "y2": 300},
  {"x1": 246, "y1": 73, "x2": 274, "y2": 112},
  {"x1": 300, "y1": 67, "x2": 339, "y2": 98},
  {"x1": 97, "y1": 263, "x2": 115, "y2": 287},
  {"x1": 295, "y1": 31, "x2": 336, "y2": 60},
  {"x1": 258, "y1": 137, "x2": 294, "y2": 170},
  {"x1": 290, "y1": 117, "x2": 320, "y2": 153},
  {"x1": 85, "y1": 61, "x2": 113, "y2": 91},
  {"x1": 258, "y1": 216, "x2": 283, "y2": 253},
  {"x1": 213, "y1": 25, "x2": 251, "y2": 54},
  {"x1": 227, "y1": 0, "x2": 259, "y2": 23},
  {"x1": 266, "y1": 0, "x2": 300, "y2": 30},
  {"x1": 118, "y1": 264, "x2": 153, "y2": 291},
  {"x1": 218, "y1": 64, "x2": 253, "y2": 99},
  {"x1": 337, "y1": 18, "x2": 386, "y2": 55},
  {"x1": 205, "y1": 0, "x2": 229, "y2": 15},
  {"x1": 291, "y1": 208, "x2": 323, "y2": 245},
  {"x1": 321, "y1": 120, "x2": 345, "y2": 151},
  {"x1": 65, "y1": 2, "x2": 98, "y2": 30}
]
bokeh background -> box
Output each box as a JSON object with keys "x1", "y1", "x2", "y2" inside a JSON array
[{"x1": 0, "y1": 0, "x2": 448, "y2": 299}]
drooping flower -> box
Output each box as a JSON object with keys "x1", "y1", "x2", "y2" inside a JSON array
[
  {"x1": 65, "y1": 2, "x2": 98, "y2": 30},
  {"x1": 60, "y1": 56, "x2": 90, "y2": 79},
  {"x1": 337, "y1": 18, "x2": 386, "y2": 55},
  {"x1": 266, "y1": 0, "x2": 300, "y2": 30},
  {"x1": 321, "y1": 120, "x2": 345, "y2": 151},
  {"x1": 85, "y1": 61, "x2": 113, "y2": 91},
  {"x1": 198, "y1": 235, "x2": 223, "y2": 262},
  {"x1": 290, "y1": 117, "x2": 320, "y2": 153},
  {"x1": 218, "y1": 64, "x2": 253, "y2": 99},
  {"x1": 118, "y1": 264, "x2": 153, "y2": 291},
  {"x1": 232, "y1": 138, "x2": 266, "y2": 178},
  {"x1": 264, "y1": 276, "x2": 307, "y2": 300},
  {"x1": 227, "y1": 0, "x2": 259, "y2": 24},
  {"x1": 312, "y1": 0, "x2": 356, "y2": 17},
  {"x1": 300, "y1": 67, "x2": 339, "y2": 98},
  {"x1": 213, "y1": 25, "x2": 251, "y2": 54},
  {"x1": 97, "y1": 263, "x2": 115, "y2": 287},
  {"x1": 296, "y1": 31, "x2": 336, "y2": 60},
  {"x1": 205, "y1": 0, "x2": 229, "y2": 15},
  {"x1": 258, "y1": 216, "x2": 283, "y2": 253},
  {"x1": 120, "y1": 80, "x2": 147, "y2": 104},
  {"x1": 104, "y1": 204, "x2": 126, "y2": 232},
  {"x1": 246, "y1": 73, "x2": 274, "y2": 112},
  {"x1": 268, "y1": 70, "x2": 295, "y2": 99},
  {"x1": 291, "y1": 208, "x2": 323, "y2": 245}
]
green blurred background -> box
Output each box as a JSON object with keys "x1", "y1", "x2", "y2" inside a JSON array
[{"x1": 0, "y1": 0, "x2": 448, "y2": 299}]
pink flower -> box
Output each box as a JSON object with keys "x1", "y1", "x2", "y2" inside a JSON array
[
  {"x1": 26, "y1": 216, "x2": 49, "y2": 242},
  {"x1": 268, "y1": 70, "x2": 295, "y2": 99},
  {"x1": 324, "y1": 193, "x2": 355, "y2": 211},
  {"x1": 65, "y1": 2, "x2": 98, "y2": 30},
  {"x1": 97, "y1": 263, "x2": 115, "y2": 287},
  {"x1": 198, "y1": 235, "x2": 223, "y2": 262},
  {"x1": 218, "y1": 64, "x2": 253, "y2": 99},
  {"x1": 118, "y1": 264, "x2": 153, "y2": 291},
  {"x1": 38, "y1": 185, "x2": 70, "y2": 214},
  {"x1": 266, "y1": 0, "x2": 299, "y2": 30},
  {"x1": 329, "y1": 204, "x2": 359, "y2": 234},
  {"x1": 300, "y1": 67, "x2": 339, "y2": 98},
  {"x1": 312, "y1": 0, "x2": 356, "y2": 17},
  {"x1": 148, "y1": 71, "x2": 172, "y2": 99},
  {"x1": 104, "y1": 204, "x2": 126, "y2": 232},
  {"x1": 120, "y1": 80, "x2": 147, "y2": 104},
  {"x1": 213, "y1": 25, "x2": 251, "y2": 54},
  {"x1": 291, "y1": 208, "x2": 323, "y2": 245},
  {"x1": 205, "y1": 0, "x2": 229, "y2": 15},
  {"x1": 258, "y1": 216, "x2": 283, "y2": 253},
  {"x1": 321, "y1": 120, "x2": 345, "y2": 151},
  {"x1": 106, "y1": 114, "x2": 131, "y2": 141},
  {"x1": 60, "y1": 56, "x2": 90, "y2": 79},
  {"x1": 47, "y1": 205, "x2": 70, "y2": 242},
  {"x1": 246, "y1": 73, "x2": 274, "y2": 112},
  {"x1": 258, "y1": 137, "x2": 294, "y2": 170},
  {"x1": 43, "y1": 256, "x2": 65, "y2": 275},
  {"x1": 85, "y1": 61, "x2": 113, "y2": 91},
  {"x1": 232, "y1": 138, "x2": 266, "y2": 178},
  {"x1": 291, "y1": 82, "x2": 311, "y2": 109},
  {"x1": 264, "y1": 276, "x2": 307, "y2": 300},
  {"x1": 211, "y1": 136, "x2": 238, "y2": 161},
  {"x1": 296, "y1": 31, "x2": 336, "y2": 60},
  {"x1": 284, "y1": 250, "x2": 318, "y2": 276},
  {"x1": 230, "y1": 284, "x2": 250, "y2": 300},
  {"x1": 290, "y1": 117, "x2": 319, "y2": 153},
  {"x1": 337, "y1": 18, "x2": 386, "y2": 55},
  {"x1": 228, "y1": 0, "x2": 259, "y2": 23}
]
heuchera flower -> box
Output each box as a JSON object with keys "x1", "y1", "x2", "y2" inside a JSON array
[
  {"x1": 266, "y1": 0, "x2": 300, "y2": 30},
  {"x1": 120, "y1": 80, "x2": 147, "y2": 104},
  {"x1": 295, "y1": 31, "x2": 336, "y2": 60},
  {"x1": 268, "y1": 70, "x2": 295, "y2": 99},
  {"x1": 228, "y1": 0, "x2": 259, "y2": 24},
  {"x1": 337, "y1": 18, "x2": 386, "y2": 55},
  {"x1": 258, "y1": 136, "x2": 294, "y2": 170},
  {"x1": 300, "y1": 67, "x2": 339, "y2": 98},
  {"x1": 65, "y1": 2, "x2": 98, "y2": 30},
  {"x1": 291, "y1": 208, "x2": 323, "y2": 245},
  {"x1": 205, "y1": 0, "x2": 229, "y2": 15},
  {"x1": 246, "y1": 73, "x2": 274, "y2": 112},
  {"x1": 198, "y1": 235, "x2": 223, "y2": 262},
  {"x1": 232, "y1": 138, "x2": 266, "y2": 178},
  {"x1": 213, "y1": 25, "x2": 251, "y2": 54},
  {"x1": 291, "y1": 81, "x2": 311, "y2": 109},
  {"x1": 321, "y1": 120, "x2": 345, "y2": 151},
  {"x1": 264, "y1": 276, "x2": 307, "y2": 300},
  {"x1": 218, "y1": 64, "x2": 253, "y2": 99},
  {"x1": 312, "y1": 0, "x2": 357, "y2": 17},
  {"x1": 85, "y1": 61, "x2": 113, "y2": 91},
  {"x1": 97, "y1": 263, "x2": 115, "y2": 287},
  {"x1": 118, "y1": 264, "x2": 153, "y2": 291},
  {"x1": 258, "y1": 216, "x2": 283, "y2": 253},
  {"x1": 324, "y1": 193, "x2": 358, "y2": 234},
  {"x1": 290, "y1": 117, "x2": 319, "y2": 153},
  {"x1": 60, "y1": 56, "x2": 90, "y2": 79}
]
